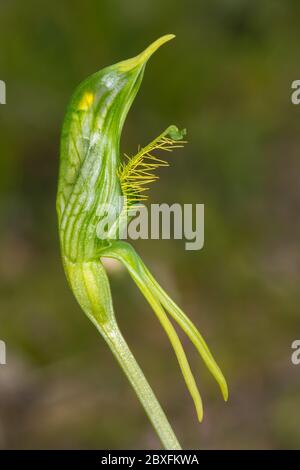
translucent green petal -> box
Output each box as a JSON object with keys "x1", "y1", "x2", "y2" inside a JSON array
[{"x1": 57, "y1": 35, "x2": 175, "y2": 262}]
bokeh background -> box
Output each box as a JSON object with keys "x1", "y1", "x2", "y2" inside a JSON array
[{"x1": 0, "y1": 0, "x2": 300, "y2": 449}]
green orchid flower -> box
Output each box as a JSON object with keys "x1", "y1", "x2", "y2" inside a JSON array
[{"x1": 57, "y1": 34, "x2": 228, "y2": 450}]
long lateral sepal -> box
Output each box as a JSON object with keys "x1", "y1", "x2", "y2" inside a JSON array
[{"x1": 101, "y1": 241, "x2": 228, "y2": 414}]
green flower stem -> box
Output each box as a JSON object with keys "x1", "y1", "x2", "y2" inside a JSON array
[
  {"x1": 64, "y1": 256, "x2": 181, "y2": 449},
  {"x1": 101, "y1": 320, "x2": 181, "y2": 450}
]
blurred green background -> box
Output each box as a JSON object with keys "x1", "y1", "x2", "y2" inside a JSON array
[{"x1": 0, "y1": 0, "x2": 300, "y2": 449}]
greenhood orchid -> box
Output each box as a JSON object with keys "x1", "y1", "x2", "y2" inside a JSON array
[{"x1": 57, "y1": 34, "x2": 228, "y2": 450}]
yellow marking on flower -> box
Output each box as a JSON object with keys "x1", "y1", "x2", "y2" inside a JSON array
[{"x1": 78, "y1": 92, "x2": 94, "y2": 111}]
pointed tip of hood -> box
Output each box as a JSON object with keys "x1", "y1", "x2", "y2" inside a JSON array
[{"x1": 118, "y1": 34, "x2": 175, "y2": 72}]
